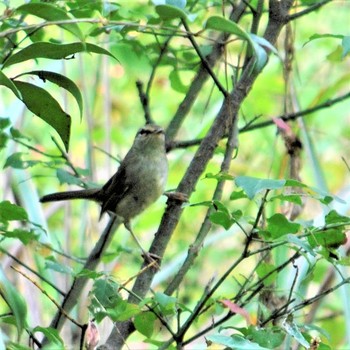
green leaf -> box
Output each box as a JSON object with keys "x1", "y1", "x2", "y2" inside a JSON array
[
  {"x1": 325, "y1": 210, "x2": 350, "y2": 225},
  {"x1": 206, "y1": 334, "x2": 270, "y2": 350},
  {"x1": 108, "y1": 300, "x2": 140, "y2": 321},
  {"x1": 286, "y1": 234, "x2": 316, "y2": 256},
  {"x1": 0, "y1": 268, "x2": 28, "y2": 338},
  {"x1": 13, "y1": 81, "x2": 71, "y2": 152},
  {"x1": 92, "y1": 278, "x2": 120, "y2": 309},
  {"x1": 266, "y1": 214, "x2": 300, "y2": 239},
  {"x1": 166, "y1": 0, "x2": 186, "y2": 9},
  {"x1": 0, "y1": 70, "x2": 21, "y2": 98},
  {"x1": 3, "y1": 42, "x2": 117, "y2": 68},
  {"x1": 342, "y1": 36, "x2": 350, "y2": 58},
  {"x1": 209, "y1": 211, "x2": 233, "y2": 230},
  {"x1": 134, "y1": 311, "x2": 156, "y2": 338},
  {"x1": 45, "y1": 258, "x2": 73, "y2": 275},
  {"x1": 154, "y1": 292, "x2": 177, "y2": 315},
  {"x1": 282, "y1": 315, "x2": 309, "y2": 348},
  {"x1": 18, "y1": 71, "x2": 83, "y2": 119},
  {"x1": 235, "y1": 176, "x2": 286, "y2": 199},
  {"x1": 0, "y1": 117, "x2": 11, "y2": 129},
  {"x1": 32, "y1": 326, "x2": 64, "y2": 347},
  {"x1": 16, "y1": 3, "x2": 83, "y2": 40},
  {"x1": 249, "y1": 326, "x2": 285, "y2": 348},
  {"x1": 2, "y1": 229, "x2": 38, "y2": 245},
  {"x1": 0, "y1": 201, "x2": 28, "y2": 222},
  {"x1": 205, "y1": 16, "x2": 249, "y2": 40},
  {"x1": 230, "y1": 190, "x2": 247, "y2": 200},
  {"x1": 303, "y1": 33, "x2": 344, "y2": 47},
  {"x1": 56, "y1": 169, "x2": 84, "y2": 186},
  {"x1": 256, "y1": 263, "x2": 277, "y2": 287},
  {"x1": 4, "y1": 152, "x2": 27, "y2": 169},
  {"x1": 155, "y1": 4, "x2": 187, "y2": 20},
  {"x1": 169, "y1": 69, "x2": 188, "y2": 93},
  {"x1": 308, "y1": 228, "x2": 346, "y2": 249}
]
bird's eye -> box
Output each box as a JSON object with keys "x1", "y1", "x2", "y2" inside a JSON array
[{"x1": 139, "y1": 129, "x2": 152, "y2": 135}]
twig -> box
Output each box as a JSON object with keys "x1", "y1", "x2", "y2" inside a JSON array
[
  {"x1": 51, "y1": 136, "x2": 81, "y2": 178},
  {"x1": 11, "y1": 265, "x2": 82, "y2": 328},
  {"x1": 181, "y1": 19, "x2": 228, "y2": 98},
  {"x1": 288, "y1": 0, "x2": 333, "y2": 21},
  {"x1": 240, "y1": 91, "x2": 350, "y2": 133},
  {"x1": 136, "y1": 81, "x2": 152, "y2": 124},
  {"x1": 41, "y1": 216, "x2": 120, "y2": 346},
  {"x1": 0, "y1": 247, "x2": 65, "y2": 296}
]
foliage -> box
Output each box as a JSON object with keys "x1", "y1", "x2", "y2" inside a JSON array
[{"x1": 1, "y1": 0, "x2": 350, "y2": 349}]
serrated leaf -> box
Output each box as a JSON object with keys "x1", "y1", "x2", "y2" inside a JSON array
[
  {"x1": 18, "y1": 71, "x2": 83, "y2": 119},
  {"x1": 3, "y1": 42, "x2": 117, "y2": 68},
  {"x1": 13, "y1": 81, "x2": 71, "y2": 151},
  {"x1": 235, "y1": 176, "x2": 286, "y2": 199},
  {"x1": 0, "y1": 201, "x2": 28, "y2": 222},
  {"x1": 0, "y1": 269, "x2": 28, "y2": 337},
  {"x1": 4, "y1": 152, "x2": 27, "y2": 169},
  {"x1": 0, "y1": 70, "x2": 22, "y2": 98},
  {"x1": 16, "y1": 3, "x2": 83, "y2": 40},
  {"x1": 155, "y1": 4, "x2": 187, "y2": 20},
  {"x1": 134, "y1": 311, "x2": 156, "y2": 338},
  {"x1": 56, "y1": 168, "x2": 84, "y2": 186},
  {"x1": 3, "y1": 229, "x2": 38, "y2": 245}
]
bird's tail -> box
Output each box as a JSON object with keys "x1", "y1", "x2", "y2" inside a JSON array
[{"x1": 40, "y1": 188, "x2": 101, "y2": 203}]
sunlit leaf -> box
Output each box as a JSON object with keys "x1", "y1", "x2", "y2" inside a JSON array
[
  {"x1": 0, "y1": 70, "x2": 21, "y2": 98},
  {"x1": 266, "y1": 214, "x2": 300, "y2": 239},
  {"x1": 256, "y1": 263, "x2": 277, "y2": 287},
  {"x1": 155, "y1": 4, "x2": 187, "y2": 20},
  {"x1": 18, "y1": 71, "x2": 83, "y2": 119},
  {"x1": 0, "y1": 269, "x2": 28, "y2": 337},
  {"x1": 134, "y1": 311, "x2": 156, "y2": 338},
  {"x1": 206, "y1": 334, "x2": 269, "y2": 350},
  {"x1": 13, "y1": 81, "x2": 71, "y2": 151},
  {"x1": 235, "y1": 176, "x2": 286, "y2": 199},
  {"x1": 0, "y1": 201, "x2": 28, "y2": 222},
  {"x1": 282, "y1": 315, "x2": 309, "y2": 348},
  {"x1": 32, "y1": 326, "x2": 63, "y2": 346},
  {"x1": 3, "y1": 42, "x2": 117, "y2": 68},
  {"x1": 16, "y1": 3, "x2": 83, "y2": 40}
]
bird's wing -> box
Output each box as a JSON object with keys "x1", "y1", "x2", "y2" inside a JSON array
[{"x1": 99, "y1": 164, "x2": 132, "y2": 217}]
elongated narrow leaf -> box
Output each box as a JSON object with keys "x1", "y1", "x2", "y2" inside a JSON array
[
  {"x1": 18, "y1": 71, "x2": 83, "y2": 119},
  {"x1": 16, "y1": 3, "x2": 83, "y2": 40},
  {"x1": 155, "y1": 4, "x2": 187, "y2": 20},
  {"x1": 205, "y1": 16, "x2": 250, "y2": 41},
  {"x1": 3, "y1": 42, "x2": 117, "y2": 68},
  {"x1": 0, "y1": 70, "x2": 21, "y2": 98},
  {"x1": 13, "y1": 81, "x2": 71, "y2": 151},
  {"x1": 0, "y1": 268, "x2": 28, "y2": 338}
]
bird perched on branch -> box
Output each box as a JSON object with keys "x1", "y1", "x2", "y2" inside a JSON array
[{"x1": 40, "y1": 124, "x2": 168, "y2": 258}]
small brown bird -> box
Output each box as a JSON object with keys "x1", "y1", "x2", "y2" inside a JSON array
[{"x1": 40, "y1": 124, "x2": 168, "y2": 225}]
